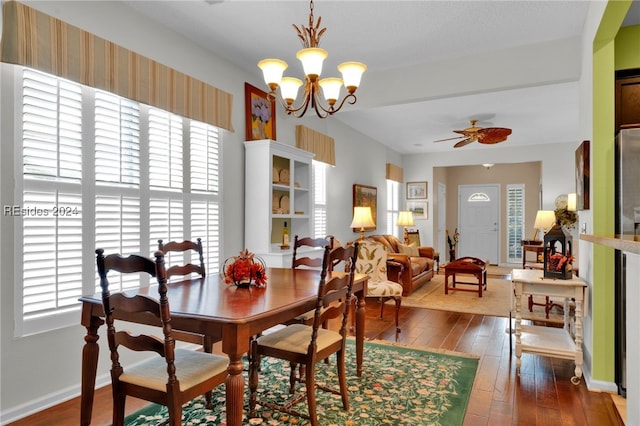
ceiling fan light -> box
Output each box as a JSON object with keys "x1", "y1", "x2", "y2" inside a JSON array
[
  {"x1": 338, "y1": 61, "x2": 367, "y2": 91},
  {"x1": 296, "y1": 48, "x2": 328, "y2": 80},
  {"x1": 318, "y1": 77, "x2": 343, "y2": 103},
  {"x1": 258, "y1": 59, "x2": 288, "y2": 88},
  {"x1": 279, "y1": 77, "x2": 303, "y2": 103}
]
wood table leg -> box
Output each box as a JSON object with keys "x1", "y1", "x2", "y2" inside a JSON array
[
  {"x1": 80, "y1": 314, "x2": 103, "y2": 426},
  {"x1": 225, "y1": 353, "x2": 245, "y2": 426}
]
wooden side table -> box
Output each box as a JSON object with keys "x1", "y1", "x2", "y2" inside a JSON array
[
  {"x1": 512, "y1": 269, "x2": 587, "y2": 384},
  {"x1": 522, "y1": 243, "x2": 544, "y2": 268},
  {"x1": 444, "y1": 257, "x2": 487, "y2": 297}
]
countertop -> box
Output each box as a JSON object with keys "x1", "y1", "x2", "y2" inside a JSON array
[{"x1": 580, "y1": 234, "x2": 640, "y2": 254}]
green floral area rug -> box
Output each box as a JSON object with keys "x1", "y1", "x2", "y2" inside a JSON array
[{"x1": 123, "y1": 340, "x2": 479, "y2": 426}]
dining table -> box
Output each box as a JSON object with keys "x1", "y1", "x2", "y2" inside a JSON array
[{"x1": 78, "y1": 267, "x2": 368, "y2": 426}]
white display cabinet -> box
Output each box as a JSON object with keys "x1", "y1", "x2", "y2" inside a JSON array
[{"x1": 244, "y1": 139, "x2": 314, "y2": 267}]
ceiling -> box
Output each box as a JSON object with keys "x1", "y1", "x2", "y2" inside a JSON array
[{"x1": 121, "y1": 0, "x2": 638, "y2": 154}]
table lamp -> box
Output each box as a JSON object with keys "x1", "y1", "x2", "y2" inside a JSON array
[
  {"x1": 532, "y1": 210, "x2": 556, "y2": 241},
  {"x1": 567, "y1": 193, "x2": 577, "y2": 212},
  {"x1": 396, "y1": 210, "x2": 414, "y2": 244},
  {"x1": 350, "y1": 206, "x2": 375, "y2": 239}
]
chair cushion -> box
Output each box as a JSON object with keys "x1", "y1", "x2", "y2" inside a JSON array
[
  {"x1": 367, "y1": 280, "x2": 403, "y2": 297},
  {"x1": 256, "y1": 323, "x2": 342, "y2": 354},
  {"x1": 119, "y1": 348, "x2": 228, "y2": 392},
  {"x1": 355, "y1": 240, "x2": 388, "y2": 282}
]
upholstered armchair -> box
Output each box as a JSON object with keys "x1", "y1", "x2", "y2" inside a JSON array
[{"x1": 354, "y1": 240, "x2": 403, "y2": 332}]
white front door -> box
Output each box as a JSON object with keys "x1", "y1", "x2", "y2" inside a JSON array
[{"x1": 458, "y1": 184, "x2": 500, "y2": 264}]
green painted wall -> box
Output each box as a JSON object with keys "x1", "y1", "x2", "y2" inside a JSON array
[
  {"x1": 616, "y1": 25, "x2": 640, "y2": 70},
  {"x1": 591, "y1": 0, "x2": 633, "y2": 383}
]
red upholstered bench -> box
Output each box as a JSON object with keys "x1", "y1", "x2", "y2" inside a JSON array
[{"x1": 443, "y1": 257, "x2": 488, "y2": 297}]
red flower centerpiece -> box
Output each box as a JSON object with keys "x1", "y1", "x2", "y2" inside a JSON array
[{"x1": 222, "y1": 249, "x2": 267, "y2": 288}]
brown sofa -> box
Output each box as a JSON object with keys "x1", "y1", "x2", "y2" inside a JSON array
[{"x1": 362, "y1": 234, "x2": 435, "y2": 296}]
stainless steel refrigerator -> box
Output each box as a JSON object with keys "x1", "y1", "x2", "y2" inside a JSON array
[{"x1": 614, "y1": 126, "x2": 640, "y2": 397}]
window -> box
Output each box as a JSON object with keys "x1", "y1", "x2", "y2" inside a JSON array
[
  {"x1": 386, "y1": 180, "x2": 400, "y2": 236},
  {"x1": 506, "y1": 184, "x2": 525, "y2": 263},
  {"x1": 15, "y1": 68, "x2": 221, "y2": 335},
  {"x1": 312, "y1": 161, "x2": 328, "y2": 238}
]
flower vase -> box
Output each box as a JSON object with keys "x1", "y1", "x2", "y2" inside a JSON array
[
  {"x1": 449, "y1": 249, "x2": 456, "y2": 262},
  {"x1": 252, "y1": 119, "x2": 266, "y2": 139}
]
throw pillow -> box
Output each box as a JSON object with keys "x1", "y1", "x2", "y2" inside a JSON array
[
  {"x1": 355, "y1": 240, "x2": 387, "y2": 282},
  {"x1": 398, "y1": 243, "x2": 419, "y2": 257}
]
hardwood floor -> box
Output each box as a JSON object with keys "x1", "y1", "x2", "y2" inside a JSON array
[{"x1": 8, "y1": 303, "x2": 624, "y2": 426}]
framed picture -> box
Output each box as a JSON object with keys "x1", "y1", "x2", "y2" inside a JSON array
[
  {"x1": 352, "y1": 184, "x2": 377, "y2": 232},
  {"x1": 575, "y1": 140, "x2": 590, "y2": 210},
  {"x1": 406, "y1": 181, "x2": 428, "y2": 199},
  {"x1": 407, "y1": 201, "x2": 428, "y2": 219},
  {"x1": 244, "y1": 82, "x2": 276, "y2": 141}
]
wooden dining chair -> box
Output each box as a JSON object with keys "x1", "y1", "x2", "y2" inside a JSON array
[
  {"x1": 292, "y1": 235, "x2": 335, "y2": 270},
  {"x1": 157, "y1": 238, "x2": 205, "y2": 279},
  {"x1": 158, "y1": 238, "x2": 216, "y2": 348},
  {"x1": 248, "y1": 242, "x2": 359, "y2": 426},
  {"x1": 95, "y1": 248, "x2": 228, "y2": 426}
]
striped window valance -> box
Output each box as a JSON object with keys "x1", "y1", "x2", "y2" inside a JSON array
[
  {"x1": 0, "y1": 0, "x2": 234, "y2": 131},
  {"x1": 295, "y1": 125, "x2": 335, "y2": 166},
  {"x1": 386, "y1": 163, "x2": 403, "y2": 182}
]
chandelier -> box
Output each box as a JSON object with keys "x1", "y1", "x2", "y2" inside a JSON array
[{"x1": 257, "y1": 0, "x2": 366, "y2": 119}]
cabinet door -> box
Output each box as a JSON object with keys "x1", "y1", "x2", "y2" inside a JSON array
[{"x1": 616, "y1": 74, "x2": 640, "y2": 132}]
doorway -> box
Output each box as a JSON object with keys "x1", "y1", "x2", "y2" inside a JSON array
[
  {"x1": 458, "y1": 184, "x2": 500, "y2": 264},
  {"x1": 437, "y1": 182, "x2": 446, "y2": 269}
]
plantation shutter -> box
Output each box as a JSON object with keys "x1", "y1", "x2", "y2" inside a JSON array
[
  {"x1": 21, "y1": 69, "x2": 83, "y2": 319},
  {"x1": 507, "y1": 184, "x2": 525, "y2": 262},
  {"x1": 190, "y1": 121, "x2": 221, "y2": 273},
  {"x1": 313, "y1": 161, "x2": 327, "y2": 238},
  {"x1": 94, "y1": 91, "x2": 142, "y2": 292}
]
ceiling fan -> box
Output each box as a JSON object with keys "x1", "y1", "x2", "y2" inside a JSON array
[{"x1": 434, "y1": 119, "x2": 512, "y2": 148}]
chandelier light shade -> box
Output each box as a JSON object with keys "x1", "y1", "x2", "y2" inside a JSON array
[
  {"x1": 257, "y1": 0, "x2": 366, "y2": 118},
  {"x1": 351, "y1": 206, "x2": 375, "y2": 239}
]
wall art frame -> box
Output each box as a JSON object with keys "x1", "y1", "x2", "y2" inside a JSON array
[
  {"x1": 406, "y1": 181, "x2": 428, "y2": 199},
  {"x1": 352, "y1": 184, "x2": 377, "y2": 232},
  {"x1": 244, "y1": 82, "x2": 276, "y2": 141},
  {"x1": 407, "y1": 200, "x2": 428, "y2": 219},
  {"x1": 575, "y1": 140, "x2": 590, "y2": 210}
]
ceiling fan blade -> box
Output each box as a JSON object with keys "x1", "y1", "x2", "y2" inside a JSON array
[
  {"x1": 477, "y1": 128, "x2": 511, "y2": 144},
  {"x1": 454, "y1": 138, "x2": 474, "y2": 148},
  {"x1": 479, "y1": 135, "x2": 509, "y2": 145},
  {"x1": 433, "y1": 135, "x2": 466, "y2": 143}
]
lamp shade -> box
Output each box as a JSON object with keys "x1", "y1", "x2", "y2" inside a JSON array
[
  {"x1": 350, "y1": 206, "x2": 375, "y2": 230},
  {"x1": 567, "y1": 192, "x2": 577, "y2": 212},
  {"x1": 396, "y1": 211, "x2": 414, "y2": 227},
  {"x1": 534, "y1": 210, "x2": 556, "y2": 230}
]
